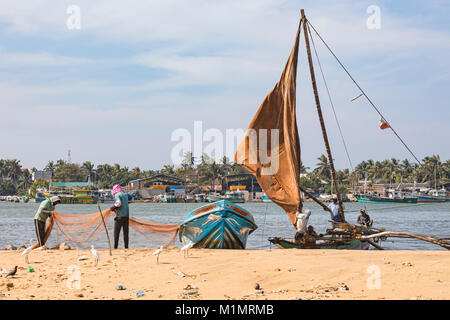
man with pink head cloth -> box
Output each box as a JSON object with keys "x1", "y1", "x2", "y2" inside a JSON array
[{"x1": 110, "y1": 184, "x2": 133, "y2": 249}]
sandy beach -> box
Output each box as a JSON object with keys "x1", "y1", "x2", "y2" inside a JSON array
[{"x1": 0, "y1": 247, "x2": 449, "y2": 300}]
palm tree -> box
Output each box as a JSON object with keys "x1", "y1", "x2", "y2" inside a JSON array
[
  {"x1": 45, "y1": 161, "x2": 56, "y2": 176},
  {"x1": 82, "y1": 161, "x2": 95, "y2": 182},
  {"x1": 314, "y1": 154, "x2": 330, "y2": 179}
]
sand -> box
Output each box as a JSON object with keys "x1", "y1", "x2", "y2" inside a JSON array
[{"x1": 0, "y1": 247, "x2": 449, "y2": 300}]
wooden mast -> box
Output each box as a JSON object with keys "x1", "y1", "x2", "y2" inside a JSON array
[{"x1": 300, "y1": 9, "x2": 345, "y2": 222}]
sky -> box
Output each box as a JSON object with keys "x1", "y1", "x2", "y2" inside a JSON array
[{"x1": 0, "y1": 0, "x2": 449, "y2": 171}]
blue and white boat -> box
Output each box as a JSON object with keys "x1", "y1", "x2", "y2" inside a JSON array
[{"x1": 179, "y1": 200, "x2": 258, "y2": 249}]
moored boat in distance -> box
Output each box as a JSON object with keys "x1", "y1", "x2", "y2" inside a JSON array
[
  {"x1": 413, "y1": 189, "x2": 450, "y2": 203},
  {"x1": 179, "y1": 200, "x2": 258, "y2": 249},
  {"x1": 354, "y1": 189, "x2": 417, "y2": 204}
]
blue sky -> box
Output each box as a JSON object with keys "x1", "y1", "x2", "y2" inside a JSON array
[{"x1": 0, "y1": 0, "x2": 449, "y2": 171}]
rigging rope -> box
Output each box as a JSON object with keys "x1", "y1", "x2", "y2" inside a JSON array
[
  {"x1": 307, "y1": 22, "x2": 354, "y2": 171},
  {"x1": 306, "y1": 20, "x2": 422, "y2": 166}
]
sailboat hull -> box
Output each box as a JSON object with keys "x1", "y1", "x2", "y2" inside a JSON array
[
  {"x1": 269, "y1": 237, "x2": 370, "y2": 250},
  {"x1": 179, "y1": 200, "x2": 257, "y2": 249}
]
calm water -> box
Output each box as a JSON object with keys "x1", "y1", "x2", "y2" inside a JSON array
[{"x1": 1, "y1": 201, "x2": 449, "y2": 250}]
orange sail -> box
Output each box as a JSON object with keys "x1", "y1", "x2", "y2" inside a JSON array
[{"x1": 235, "y1": 20, "x2": 302, "y2": 226}]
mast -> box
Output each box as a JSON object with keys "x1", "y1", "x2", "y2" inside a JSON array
[{"x1": 300, "y1": 9, "x2": 345, "y2": 222}]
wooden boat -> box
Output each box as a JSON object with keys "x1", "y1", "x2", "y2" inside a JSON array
[
  {"x1": 185, "y1": 195, "x2": 197, "y2": 203},
  {"x1": 414, "y1": 189, "x2": 450, "y2": 202},
  {"x1": 354, "y1": 193, "x2": 417, "y2": 204},
  {"x1": 179, "y1": 200, "x2": 258, "y2": 249},
  {"x1": 207, "y1": 191, "x2": 245, "y2": 203},
  {"x1": 230, "y1": 9, "x2": 450, "y2": 251},
  {"x1": 269, "y1": 237, "x2": 370, "y2": 250}
]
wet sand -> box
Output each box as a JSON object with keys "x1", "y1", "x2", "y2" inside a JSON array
[{"x1": 0, "y1": 248, "x2": 449, "y2": 300}]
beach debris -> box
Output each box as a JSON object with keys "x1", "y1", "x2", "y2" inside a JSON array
[
  {"x1": 28, "y1": 266, "x2": 35, "y2": 273},
  {"x1": 182, "y1": 285, "x2": 199, "y2": 296},
  {"x1": 116, "y1": 285, "x2": 126, "y2": 290},
  {"x1": 75, "y1": 293, "x2": 84, "y2": 298},
  {"x1": 4, "y1": 244, "x2": 17, "y2": 250},
  {"x1": 59, "y1": 242, "x2": 71, "y2": 250},
  {"x1": 182, "y1": 289, "x2": 198, "y2": 296},
  {"x1": 6, "y1": 282, "x2": 14, "y2": 289},
  {"x1": 78, "y1": 255, "x2": 88, "y2": 261},
  {"x1": 177, "y1": 271, "x2": 185, "y2": 278},
  {"x1": 339, "y1": 284, "x2": 349, "y2": 291},
  {"x1": 5, "y1": 266, "x2": 18, "y2": 278},
  {"x1": 136, "y1": 290, "x2": 145, "y2": 297},
  {"x1": 153, "y1": 246, "x2": 163, "y2": 264},
  {"x1": 402, "y1": 261, "x2": 413, "y2": 267},
  {"x1": 90, "y1": 245, "x2": 100, "y2": 266},
  {"x1": 1, "y1": 268, "x2": 8, "y2": 274},
  {"x1": 254, "y1": 283, "x2": 261, "y2": 290},
  {"x1": 181, "y1": 242, "x2": 194, "y2": 258}
]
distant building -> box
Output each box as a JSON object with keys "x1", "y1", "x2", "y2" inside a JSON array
[
  {"x1": 222, "y1": 173, "x2": 261, "y2": 200},
  {"x1": 32, "y1": 170, "x2": 53, "y2": 181},
  {"x1": 128, "y1": 174, "x2": 185, "y2": 199}
]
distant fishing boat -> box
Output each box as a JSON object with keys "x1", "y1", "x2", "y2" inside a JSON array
[
  {"x1": 414, "y1": 189, "x2": 450, "y2": 203},
  {"x1": 354, "y1": 190, "x2": 418, "y2": 204},
  {"x1": 207, "y1": 191, "x2": 245, "y2": 203},
  {"x1": 262, "y1": 193, "x2": 272, "y2": 203},
  {"x1": 185, "y1": 195, "x2": 197, "y2": 203},
  {"x1": 179, "y1": 200, "x2": 258, "y2": 249}
]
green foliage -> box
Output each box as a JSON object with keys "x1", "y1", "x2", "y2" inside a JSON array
[
  {"x1": 0, "y1": 181, "x2": 16, "y2": 196},
  {"x1": 0, "y1": 154, "x2": 448, "y2": 196},
  {"x1": 28, "y1": 179, "x2": 50, "y2": 197}
]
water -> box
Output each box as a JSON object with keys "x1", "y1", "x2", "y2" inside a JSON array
[{"x1": 1, "y1": 201, "x2": 449, "y2": 250}]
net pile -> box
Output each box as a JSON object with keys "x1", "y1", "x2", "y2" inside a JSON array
[{"x1": 32, "y1": 209, "x2": 180, "y2": 249}]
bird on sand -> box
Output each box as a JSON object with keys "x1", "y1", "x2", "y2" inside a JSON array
[
  {"x1": 90, "y1": 245, "x2": 99, "y2": 266},
  {"x1": 21, "y1": 239, "x2": 35, "y2": 264},
  {"x1": 5, "y1": 266, "x2": 18, "y2": 278},
  {"x1": 180, "y1": 242, "x2": 194, "y2": 258},
  {"x1": 153, "y1": 246, "x2": 163, "y2": 264}
]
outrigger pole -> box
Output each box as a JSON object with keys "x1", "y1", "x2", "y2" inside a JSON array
[{"x1": 300, "y1": 9, "x2": 346, "y2": 222}]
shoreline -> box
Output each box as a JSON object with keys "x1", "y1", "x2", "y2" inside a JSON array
[{"x1": 1, "y1": 248, "x2": 449, "y2": 300}]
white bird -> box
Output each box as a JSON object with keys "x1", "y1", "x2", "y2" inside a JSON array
[
  {"x1": 34, "y1": 245, "x2": 46, "y2": 251},
  {"x1": 181, "y1": 242, "x2": 194, "y2": 258},
  {"x1": 90, "y1": 245, "x2": 100, "y2": 266},
  {"x1": 21, "y1": 239, "x2": 35, "y2": 264},
  {"x1": 153, "y1": 246, "x2": 163, "y2": 264}
]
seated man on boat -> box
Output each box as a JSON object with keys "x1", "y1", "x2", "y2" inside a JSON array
[
  {"x1": 34, "y1": 196, "x2": 61, "y2": 247},
  {"x1": 304, "y1": 225, "x2": 318, "y2": 246},
  {"x1": 357, "y1": 209, "x2": 373, "y2": 228},
  {"x1": 328, "y1": 198, "x2": 343, "y2": 222}
]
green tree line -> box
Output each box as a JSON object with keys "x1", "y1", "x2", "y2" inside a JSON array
[{"x1": 0, "y1": 154, "x2": 448, "y2": 196}]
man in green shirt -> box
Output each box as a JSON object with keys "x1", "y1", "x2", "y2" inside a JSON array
[
  {"x1": 34, "y1": 196, "x2": 61, "y2": 246},
  {"x1": 110, "y1": 184, "x2": 133, "y2": 249}
]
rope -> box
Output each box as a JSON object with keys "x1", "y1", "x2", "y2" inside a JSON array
[
  {"x1": 306, "y1": 20, "x2": 422, "y2": 166},
  {"x1": 307, "y1": 23, "x2": 354, "y2": 171}
]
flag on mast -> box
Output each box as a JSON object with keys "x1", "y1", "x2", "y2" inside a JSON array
[{"x1": 379, "y1": 118, "x2": 390, "y2": 130}]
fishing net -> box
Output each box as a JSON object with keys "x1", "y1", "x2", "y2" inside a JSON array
[{"x1": 32, "y1": 209, "x2": 180, "y2": 249}]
